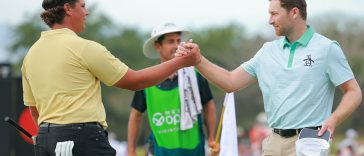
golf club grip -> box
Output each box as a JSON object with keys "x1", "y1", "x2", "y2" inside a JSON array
[{"x1": 4, "y1": 116, "x2": 33, "y2": 139}]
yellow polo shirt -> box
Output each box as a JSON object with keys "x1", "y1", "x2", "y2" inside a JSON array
[{"x1": 22, "y1": 28, "x2": 128, "y2": 128}]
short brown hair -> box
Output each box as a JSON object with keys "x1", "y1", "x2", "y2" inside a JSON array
[
  {"x1": 40, "y1": 0, "x2": 78, "y2": 28},
  {"x1": 271, "y1": 0, "x2": 307, "y2": 20}
]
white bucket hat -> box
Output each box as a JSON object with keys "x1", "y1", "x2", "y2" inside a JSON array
[
  {"x1": 143, "y1": 22, "x2": 190, "y2": 59},
  {"x1": 296, "y1": 138, "x2": 330, "y2": 156},
  {"x1": 296, "y1": 128, "x2": 331, "y2": 156}
]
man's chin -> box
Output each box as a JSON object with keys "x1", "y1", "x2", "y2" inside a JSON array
[{"x1": 275, "y1": 31, "x2": 283, "y2": 37}]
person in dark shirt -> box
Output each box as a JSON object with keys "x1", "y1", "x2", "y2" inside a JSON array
[{"x1": 127, "y1": 22, "x2": 217, "y2": 156}]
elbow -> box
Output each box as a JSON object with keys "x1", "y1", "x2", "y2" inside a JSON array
[
  {"x1": 353, "y1": 82, "x2": 362, "y2": 104},
  {"x1": 223, "y1": 83, "x2": 241, "y2": 93},
  {"x1": 113, "y1": 69, "x2": 148, "y2": 91},
  {"x1": 114, "y1": 84, "x2": 143, "y2": 91},
  {"x1": 124, "y1": 85, "x2": 140, "y2": 91},
  {"x1": 130, "y1": 81, "x2": 151, "y2": 91},
  {"x1": 222, "y1": 86, "x2": 237, "y2": 93},
  {"x1": 349, "y1": 85, "x2": 362, "y2": 108},
  {"x1": 224, "y1": 89, "x2": 235, "y2": 93},
  {"x1": 113, "y1": 76, "x2": 148, "y2": 91},
  {"x1": 357, "y1": 88, "x2": 362, "y2": 104},
  {"x1": 123, "y1": 84, "x2": 146, "y2": 91}
]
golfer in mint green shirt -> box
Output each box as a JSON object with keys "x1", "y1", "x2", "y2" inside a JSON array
[{"x1": 176, "y1": 0, "x2": 362, "y2": 155}]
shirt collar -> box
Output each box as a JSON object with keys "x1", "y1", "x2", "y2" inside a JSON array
[
  {"x1": 281, "y1": 25, "x2": 314, "y2": 49},
  {"x1": 156, "y1": 75, "x2": 178, "y2": 90},
  {"x1": 41, "y1": 28, "x2": 78, "y2": 37}
]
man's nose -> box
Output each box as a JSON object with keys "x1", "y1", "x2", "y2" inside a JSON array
[
  {"x1": 269, "y1": 16, "x2": 274, "y2": 25},
  {"x1": 173, "y1": 42, "x2": 180, "y2": 48}
]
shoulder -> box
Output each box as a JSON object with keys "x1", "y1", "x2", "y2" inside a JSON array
[
  {"x1": 259, "y1": 37, "x2": 284, "y2": 53},
  {"x1": 310, "y1": 33, "x2": 338, "y2": 47},
  {"x1": 308, "y1": 33, "x2": 343, "y2": 56},
  {"x1": 71, "y1": 38, "x2": 110, "y2": 58},
  {"x1": 65, "y1": 34, "x2": 107, "y2": 52},
  {"x1": 81, "y1": 38, "x2": 107, "y2": 51}
]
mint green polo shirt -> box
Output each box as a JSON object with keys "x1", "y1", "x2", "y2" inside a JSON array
[{"x1": 241, "y1": 26, "x2": 354, "y2": 129}]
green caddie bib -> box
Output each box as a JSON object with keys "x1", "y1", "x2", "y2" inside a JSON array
[{"x1": 145, "y1": 86, "x2": 199, "y2": 149}]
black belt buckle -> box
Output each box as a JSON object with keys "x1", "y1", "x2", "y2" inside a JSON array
[
  {"x1": 273, "y1": 126, "x2": 321, "y2": 138},
  {"x1": 273, "y1": 129, "x2": 301, "y2": 138},
  {"x1": 40, "y1": 122, "x2": 102, "y2": 128}
]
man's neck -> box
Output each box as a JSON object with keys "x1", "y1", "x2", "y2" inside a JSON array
[
  {"x1": 286, "y1": 22, "x2": 307, "y2": 44},
  {"x1": 52, "y1": 19, "x2": 76, "y2": 32}
]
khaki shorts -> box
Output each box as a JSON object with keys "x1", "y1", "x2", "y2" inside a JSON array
[{"x1": 262, "y1": 133, "x2": 299, "y2": 156}]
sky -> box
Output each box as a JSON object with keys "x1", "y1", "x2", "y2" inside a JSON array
[
  {"x1": 0, "y1": 0, "x2": 364, "y2": 62},
  {"x1": 1, "y1": 0, "x2": 364, "y2": 31}
]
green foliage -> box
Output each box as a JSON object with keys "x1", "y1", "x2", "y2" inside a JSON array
[
  {"x1": 9, "y1": 14, "x2": 45, "y2": 53},
  {"x1": 193, "y1": 23, "x2": 247, "y2": 68}
]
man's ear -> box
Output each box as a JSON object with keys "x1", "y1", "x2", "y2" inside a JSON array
[
  {"x1": 291, "y1": 7, "x2": 300, "y2": 19},
  {"x1": 154, "y1": 42, "x2": 162, "y2": 52},
  {"x1": 64, "y1": 3, "x2": 73, "y2": 16}
]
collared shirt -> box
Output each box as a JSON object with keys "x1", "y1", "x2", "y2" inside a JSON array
[
  {"x1": 241, "y1": 26, "x2": 354, "y2": 129},
  {"x1": 282, "y1": 26, "x2": 315, "y2": 68},
  {"x1": 22, "y1": 28, "x2": 128, "y2": 128}
]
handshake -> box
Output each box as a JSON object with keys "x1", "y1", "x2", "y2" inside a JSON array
[{"x1": 173, "y1": 39, "x2": 203, "y2": 67}]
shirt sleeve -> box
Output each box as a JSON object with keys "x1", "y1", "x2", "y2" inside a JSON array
[
  {"x1": 241, "y1": 46, "x2": 264, "y2": 78},
  {"x1": 130, "y1": 90, "x2": 147, "y2": 113},
  {"x1": 197, "y1": 73, "x2": 213, "y2": 105},
  {"x1": 81, "y1": 41, "x2": 129, "y2": 86},
  {"x1": 21, "y1": 62, "x2": 36, "y2": 106},
  {"x1": 326, "y1": 42, "x2": 354, "y2": 86}
]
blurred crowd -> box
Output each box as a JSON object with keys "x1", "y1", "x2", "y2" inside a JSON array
[
  {"x1": 237, "y1": 112, "x2": 271, "y2": 156},
  {"x1": 107, "y1": 113, "x2": 363, "y2": 156},
  {"x1": 336, "y1": 129, "x2": 364, "y2": 156}
]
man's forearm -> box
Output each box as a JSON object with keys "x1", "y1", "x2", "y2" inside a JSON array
[
  {"x1": 195, "y1": 57, "x2": 235, "y2": 92},
  {"x1": 127, "y1": 111, "x2": 143, "y2": 155},
  {"x1": 204, "y1": 101, "x2": 217, "y2": 141},
  {"x1": 195, "y1": 57, "x2": 256, "y2": 93},
  {"x1": 115, "y1": 49, "x2": 201, "y2": 91}
]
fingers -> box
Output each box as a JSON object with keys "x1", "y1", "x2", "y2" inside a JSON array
[
  {"x1": 174, "y1": 38, "x2": 202, "y2": 66},
  {"x1": 175, "y1": 45, "x2": 189, "y2": 57},
  {"x1": 209, "y1": 142, "x2": 220, "y2": 156},
  {"x1": 175, "y1": 39, "x2": 198, "y2": 57},
  {"x1": 318, "y1": 125, "x2": 334, "y2": 141},
  {"x1": 318, "y1": 116, "x2": 337, "y2": 141},
  {"x1": 317, "y1": 126, "x2": 327, "y2": 136}
]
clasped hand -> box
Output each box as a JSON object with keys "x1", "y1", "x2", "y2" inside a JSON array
[{"x1": 175, "y1": 39, "x2": 202, "y2": 65}]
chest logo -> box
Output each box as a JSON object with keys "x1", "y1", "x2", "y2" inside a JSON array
[
  {"x1": 152, "y1": 110, "x2": 180, "y2": 127},
  {"x1": 152, "y1": 113, "x2": 165, "y2": 126},
  {"x1": 303, "y1": 55, "x2": 314, "y2": 66}
]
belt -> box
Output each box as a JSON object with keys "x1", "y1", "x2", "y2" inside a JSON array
[
  {"x1": 39, "y1": 122, "x2": 102, "y2": 128},
  {"x1": 273, "y1": 126, "x2": 321, "y2": 138}
]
